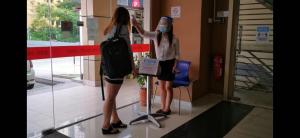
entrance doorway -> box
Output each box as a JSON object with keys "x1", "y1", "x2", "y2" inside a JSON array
[{"x1": 229, "y1": 0, "x2": 273, "y2": 108}]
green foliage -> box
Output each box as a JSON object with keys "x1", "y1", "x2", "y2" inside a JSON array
[
  {"x1": 135, "y1": 53, "x2": 150, "y2": 88},
  {"x1": 136, "y1": 74, "x2": 147, "y2": 88},
  {"x1": 28, "y1": 0, "x2": 80, "y2": 42}
]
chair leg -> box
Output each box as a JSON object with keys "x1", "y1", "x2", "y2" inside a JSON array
[
  {"x1": 186, "y1": 87, "x2": 192, "y2": 102},
  {"x1": 152, "y1": 85, "x2": 157, "y2": 108},
  {"x1": 178, "y1": 88, "x2": 181, "y2": 115}
]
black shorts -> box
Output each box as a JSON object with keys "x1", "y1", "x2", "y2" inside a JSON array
[
  {"x1": 158, "y1": 59, "x2": 176, "y2": 81},
  {"x1": 105, "y1": 78, "x2": 124, "y2": 84}
]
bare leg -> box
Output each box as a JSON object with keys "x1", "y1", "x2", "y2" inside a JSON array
[
  {"x1": 159, "y1": 80, "x2": 167, "y2": 110},
  {"x1": 164, "y1": 81, "x2": 173, "y2": 112},
  {"x1": 111, "y1": 84, "x2": 122, "y2": 123},
  {"x1": 102, "y1": 82, "x2": 121, "y2": 129}
]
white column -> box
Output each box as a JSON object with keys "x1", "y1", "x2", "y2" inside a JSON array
[{"x1": 143, "y1": 0, "x2": 151, "y2": 44}]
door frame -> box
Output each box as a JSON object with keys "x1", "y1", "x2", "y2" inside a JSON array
[{"x1": 223, "y1": 0, "x2": 240, "y2": 100}]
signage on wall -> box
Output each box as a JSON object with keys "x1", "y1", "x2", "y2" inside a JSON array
[
  {"x1": 61, "y1": 21, "x2": 73, "y2": 38},
  {"x1": 87, "y1": 17, "x2": 99, "y2": 40},
  {"x1": 132, "y1": 0, "x2": 141, "y2": 8},
  {"x1": 217, "y1": 11, "x2": 229, "y2": 17},
  {"x1": 118, "y1": 0, "x2": 143, "y2": 8},
  {"x1": 118, "y1": 0, "x2": 129, "y2": 6},
  {"x1": 171, "y1": 6, "x2": 181, "y2": 18},
  {"x1": 256, "y1": 26, "x2": 270, "y2": 43},
  {"x1": 61, "y1": 21, "x2": 73, "y2": 31},
  {"x1": 77, "y1": 21, "x2": 84, "y2": 26}
]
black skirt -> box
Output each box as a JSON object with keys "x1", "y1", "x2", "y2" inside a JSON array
[
  {"x1": 157, "y1": 59, "x2": 176, "y2": 81},
  {"x1": 105, "y1": 78, "x2": 124, "y2": 84}
]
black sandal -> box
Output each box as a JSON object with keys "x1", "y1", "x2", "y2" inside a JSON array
[
  {"x1": 102, "y1": 125, "x2": 120, "y2": 135},
  {"x1": 156, "y1": 109, "x2": 164, "y2": 114},
  {"x1": 162, "y1": 109, "x2": 172, "y2": 115},
  {"x1": 111, "y1": 120, "x2": 127, "y2": 128}
]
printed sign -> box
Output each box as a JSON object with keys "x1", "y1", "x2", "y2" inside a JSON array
[
  {"x1": 217, "y1": 11, "x2": 229, "y2": 17},
  {"x1": 87, "y1": 17, "x2": 98, "y2": 40},
  {"x1": 132, "y1": 0, "x2": 141, "y2": 8},
  {"x1": 77, "y1": 21, "x2": 84, "y2": 26},
  {"x1": 118, "y1": 0, "x2": 129, "y2": 6},
  {"x1": 138, "y1": 58, "x2": 160, "y2": 76},
  {"x1": 171, "y1": 6, "x2": 181, "y2": 18},
  {"x1": 256, "y1": 26, "x2": 270, "y2": 43},
  {"x1": 61, "y1": 21, "x2": 73, "y2": 31}
]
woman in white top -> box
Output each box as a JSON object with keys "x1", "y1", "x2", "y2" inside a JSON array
[
  {"x1": 101, "y1": 7, "x2": 137, "y2": 135},
  {"x1": 132, "y1": 16, "x2": 180, "y2": 115}
]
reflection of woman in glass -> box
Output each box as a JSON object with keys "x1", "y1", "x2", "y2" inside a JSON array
[{"x1": 132, "y1": 16, "x2": 180, "y2": 115}]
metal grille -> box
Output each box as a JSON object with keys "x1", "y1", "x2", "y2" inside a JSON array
[
  {"x1": 234, "y1": 0, "x2": 273, "y2": 93},
  {"x1": 234, "y1": 51, "x2": 273, "y2": 92}
]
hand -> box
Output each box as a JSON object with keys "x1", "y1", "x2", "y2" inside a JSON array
[{"x1": 172, "y1": 66, "x2": 179, "y2": 74}]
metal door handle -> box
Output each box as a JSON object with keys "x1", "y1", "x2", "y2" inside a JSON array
[{"x1": 238, "y1": 25, "x2": 243, "y2": 54}]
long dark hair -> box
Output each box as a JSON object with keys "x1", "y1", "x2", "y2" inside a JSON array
[
  {"x1": 157, "y1": 17, "x2": 173, "y2": 47},
  {"x1": 104, "y1": 7, "x2": 131, "y2": 35}
]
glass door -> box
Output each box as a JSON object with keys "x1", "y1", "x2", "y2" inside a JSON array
[
  {"x1": 27, "y1": 0, "x2": 55, "y2": 137},
  {"x1": 27, "y1": 0, "x2": 148, "y2": 137},
  {"x1": 231, "y1": 0, "x2": 273, "y2": 108}
]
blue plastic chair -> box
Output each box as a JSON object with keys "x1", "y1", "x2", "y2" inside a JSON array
[{"x1": 152, "y1": 60, "x2": 192, "y2": 115}]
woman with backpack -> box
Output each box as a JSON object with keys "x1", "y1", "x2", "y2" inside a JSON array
[
  {"x1": 101, "y1": 7, "x2": 137, "y2": 135},
  {"x1": 132, "y1": 16, "x2": 180, "y2": 116}
]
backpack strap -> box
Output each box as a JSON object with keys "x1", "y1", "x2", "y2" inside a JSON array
[
  {"x1": 114, "y1": 24, "x2": 122, "y2": 38},
  {"x1": 100, "y1": 64, "x2": 105, "y2": 101}
]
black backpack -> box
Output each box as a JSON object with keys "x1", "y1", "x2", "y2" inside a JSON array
[{"x1": 99, "y1": 24, "x2": 132, "y2": 100}]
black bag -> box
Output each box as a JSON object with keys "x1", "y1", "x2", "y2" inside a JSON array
[
  {"x1": 99, "y1": 24, "x2": 132, "y2": 101},
  {"x1": 100, "y1": 24, "x2": 132, "y2": 78}
]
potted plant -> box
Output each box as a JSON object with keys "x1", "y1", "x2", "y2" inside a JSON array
[
  {"x1": 136, "y1": 74, "x2": 147, "y2": 106},
  {"x1": 135, "y1": 53, "x2": 150, "y2": 106}
]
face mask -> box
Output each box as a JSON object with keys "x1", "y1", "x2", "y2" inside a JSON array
[{"x1": 159, "y1": 25, "x2": 168, "y2": 33}]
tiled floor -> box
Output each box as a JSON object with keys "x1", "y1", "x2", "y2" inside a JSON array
[
  {"x1": 27, "y1": 78, "x2": 140, "y2": 136},
  {"x1": 54, "y1": 94, "x2": 223, "y2": 138},
  {"x1": 28, "y1": 82, "x2": 273, "y2": 138},
  {"x1": 234, "y1": 89, "x2": 273, "y2": 109},
  {"x1": 53, "y1": 94, "x2": 272, "y2": 138},
  {"x1": 162, "y1": 101, "x2": 255, "y2": 138},
  {"x1": 224, "y1": 107, "x2": 273, "y2": 138}
]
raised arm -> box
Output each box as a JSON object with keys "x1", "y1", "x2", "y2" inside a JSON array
[{"x1": 131, "y1": 16, "x2": 157, "y2": 40}]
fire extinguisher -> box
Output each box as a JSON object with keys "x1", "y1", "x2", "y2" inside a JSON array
[{"x1": 213, "y1": 55, "x2": 223, "y2": 80}]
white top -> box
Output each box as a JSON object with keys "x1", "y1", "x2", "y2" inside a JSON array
[{"x1": 141, "y1": 31, "x2": 180, "y2": 61}]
